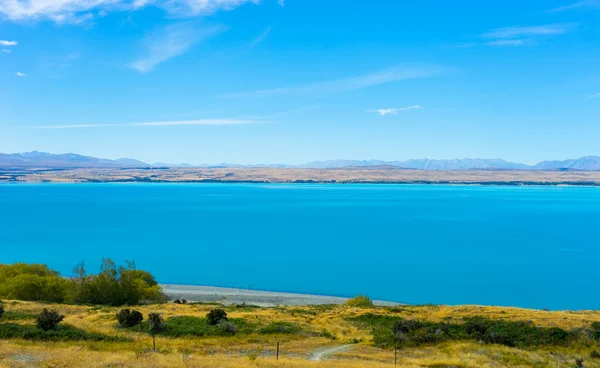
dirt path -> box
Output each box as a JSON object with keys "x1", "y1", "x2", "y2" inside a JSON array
[{"x1": 309, "y1": 345, "x2": 353, "y2": 361}]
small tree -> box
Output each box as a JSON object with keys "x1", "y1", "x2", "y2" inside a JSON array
[
  {"x1": 0, "y1": 303, "x2": 4, "y2": 320},
  {"x1": 36, "y1": 309, "x2": 64, "y2": 331},
  {"x1": 207, "y1": 308, "x2": 228, "y2": 326},
  {"x1": 116, "y1": 309, "x2": 143, "y2": 328},
  {"x1": 147, "y1": 313, "x2": 164, "y2": 351}
]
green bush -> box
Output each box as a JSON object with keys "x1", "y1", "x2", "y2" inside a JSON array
[
  {"x1": 0, "y1": 303, "x2": 4, "y2": 319},
  {"x1": 346, "y1": 294, "x2": 374, "y2": 307},
  {"x1": 36, "y1": 309, "x2": 64, "y2": 331},
  {"x1": 116, "y1": 309, "x2": 143, "y2": 328},
  {"x1": 207, "y1": 308, "x2": 228, "y2": 326}
]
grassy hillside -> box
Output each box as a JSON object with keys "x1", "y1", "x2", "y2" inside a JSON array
[{"x1": 1, "y1": 300, "x2": 600, "y2": 367}]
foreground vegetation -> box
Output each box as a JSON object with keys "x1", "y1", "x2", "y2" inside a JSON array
[
  {"x1": 2, "y1": 264, "x2": 600, "y2": 367},
  {"x1": 1, "y1": 299, "x2": 600, "y2": 367}
]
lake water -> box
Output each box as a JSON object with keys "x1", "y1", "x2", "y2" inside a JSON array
[{"x1": 1, "y1": 183, "x2": 599, "y2": 310}]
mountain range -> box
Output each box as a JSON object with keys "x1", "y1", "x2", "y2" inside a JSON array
[{"x1": 1, "y1": 151, "x2": 600, "y2": 171}]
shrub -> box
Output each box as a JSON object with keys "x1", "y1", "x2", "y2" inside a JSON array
[
  {"x1": 207, "y1": 308, "x2": 228, "y2": 326},
  {"x1": 590, "y1": 350, "x2": 600, "y2": 359},
  {"x1": 116, "y1": 309, "x2": 144, "y2": 328},
  {"x1": 346, "y1": 294, "x2": 374, "y2": 307},
  {"x1": 36, "y1": 309, "x2": 64, "y2": 331},
  {"x1": 0, "y1": 303, "x2": 4, "y2": 319}
]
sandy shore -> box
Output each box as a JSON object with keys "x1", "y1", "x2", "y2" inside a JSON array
[{"x1": 160, "y1": 284, "x2": 401, "y2": 307}]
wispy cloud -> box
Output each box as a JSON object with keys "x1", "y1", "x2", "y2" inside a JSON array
[
  {"x1": 482, "y1": 24, "x2": 574, "y2": 39},
  {"x1": 0, "y1": 0, "x2": 259, "y2": 24},
  {"x1": 0, "y1": 40, "x2": 18, "y2": 46},
  {"x1": 1, "y1": 49, "x2": 11, "y2": 53},
  {"x1": 485, "y1": 39, "x2": 534, "y2": 46},
  {"x1": 546, "y1": 0, "x2": 600, "y2": 12},
  {"x1": 250, "y1": 26, "x2": 271, "y2": 47},
  {"x1": 224, "y1": 66, "x2": 446, "y2": 97},
  {"x1": 16, "y1": 72, "x2": 27, "y2": 77},
  {"x1": 368, "y1": 105, "x2": 423, "y2": 116},
  {"x1": 36, "y1": 119, "x2": 256, "y2": 129},
  {"x1": 481, "y1": 24, "x2": 574, "y2": 47},
  {"x1": 588, "y1": 93, "x2": 600, "y2": 100},
  {"x1": 277, "y1": 0, "x2": 285, "y2": 6},
  {"x1": 130, "y1": 22, "x2": 227, "y2": 73}
]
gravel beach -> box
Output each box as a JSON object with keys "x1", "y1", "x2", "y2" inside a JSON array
[{"x1": 160, "y1": 284, "x2": 401, "y2": 307}]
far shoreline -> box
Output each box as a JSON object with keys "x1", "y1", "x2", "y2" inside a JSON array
[
  {"x1": 160, "y1": 284, "x2": 402, "y2": 307},
  {"x1": 2, "y1": 167, "x2": 600, "y2": 187}
]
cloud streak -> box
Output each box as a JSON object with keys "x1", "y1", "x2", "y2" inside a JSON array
[
  {"x1": 0, "y1": 40, "x2": 18, "y2": 46},
  {"x1": 0, "y1": 0, "x2": 259, "y2": 24},
  {"x1": 588, "y1": 93, "x2": 600, "y2": 100},
  {"x1": 36, "y1": 119, "x2": 256, "y2": 129},
  {"x1": 482, "y1": 24, "x2": 574, "y2": 39},
  {"x1": 547, "y1": 0, "x2": 600, "y2": 12},
  {"x1": 16, "y1": 72, "x2": 27, "y2": 77},
  {"x1": 368, "y1": 105, "x2": 423, "y2": 116},
  {"x1": 250, "y1": 26, "x2": 271, "y2": 47},
  {"x1": 224, "y1": 66, "x2": 446, "y2": 97},
  {"x1": 130, "y1": 22, "x2": 227, "y2": 73},
  {"x1": 2, "y1": 49, "x2": 11, "y2": 53},
  {"x1": 485, "y1": 39, "x2": 533, "y2": 46}
]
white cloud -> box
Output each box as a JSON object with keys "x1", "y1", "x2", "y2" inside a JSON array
[
  {"x1": 250, "y1": 26, "x2": 271, "y2": 47},
  {"x1": 224, "y1": 66, "x2": 446, "y2": 97},
  {"x1": 130, "y1": 22, "x2": 227, "y2": 73},
  {"x1": 1, "y1": 49, "x2": 11, "y2": 53},
  {"x1": 0, "y1": 40, "x2": 18, "y2": 46},
  {"x1": 485, "y1": 39, "x2": 533, "y2": 46},
  {"x1": 36, "y1": 119, "x2": 255, "y2": 129},
  {"x1": 16, "y1": 72, "x2": 27, "y2": 77},
  {"x1": 0, "y1": 0, "x2": 259, "y2": 24},
  {"x1": 368, "y1": 105, "x2": 423, "y2": 116},
  {"x1": 277, "y1": 0, "x2": 284, "y2": 6},
  {"x1": 482, "y1": 24, "x2": 574, "y2": 39}
]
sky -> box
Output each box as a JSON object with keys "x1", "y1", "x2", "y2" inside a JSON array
[{"x1": 0, "y1": 0, "x2": 599, "y2": 165}]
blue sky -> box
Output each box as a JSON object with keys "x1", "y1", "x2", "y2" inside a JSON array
[{"x1": 1, "y1": 0, "x2": 599, "y2": 165}]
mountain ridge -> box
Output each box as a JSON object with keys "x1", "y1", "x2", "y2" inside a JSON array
[{"x1": 1, "y1": 152, "x2": 600, "y2": 171}]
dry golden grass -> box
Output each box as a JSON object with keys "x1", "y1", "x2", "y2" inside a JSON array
[{"x1": 2, "y1": 301, "x2": 600, "y2": 367}]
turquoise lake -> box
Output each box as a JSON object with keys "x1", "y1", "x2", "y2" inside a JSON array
[{"x1": 1, "y1": 183, "x2": 599, "y2": 310}]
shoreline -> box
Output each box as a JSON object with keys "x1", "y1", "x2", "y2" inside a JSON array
[
  {"x1": 2, "y1": 167, "x2": 600, "y2": 187},
  {"x1": 160, "y1": 284, "x2": 402, "y2": 307}
]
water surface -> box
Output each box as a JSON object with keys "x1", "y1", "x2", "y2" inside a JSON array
[{"x1": 1, "y1": 183, "x2": 598, "y2": 310}]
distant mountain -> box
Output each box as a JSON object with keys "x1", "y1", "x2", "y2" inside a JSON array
[
  {"x1": 533, "y1": 156, "x2": 600, "y2": 171},
  {"x1": 302, "y1": 158, "x2": 530, "y2": 170},
  {"x1": 2, "y1": 152, "x2": 600, "y2": 171},
  {"x1": 0, "y1": 151, "x2": 148, "y2": 169}
]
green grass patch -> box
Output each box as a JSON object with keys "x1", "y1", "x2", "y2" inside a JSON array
[
  {"x1": 347, "y1": 314, "x2": 581, "y2": 349},
  {"x1": 258, "y1": 322, "x2": 302, "y2": 335},
  {"x1": 154, "y1": 316, "x2": 257, "y2": 337},
  {"x1": 1, "y1": 311, "x2": 36, "y2": 321},
  {"x1": 0, "y1": 323, "x2": 130, "y2": 342}
]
